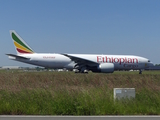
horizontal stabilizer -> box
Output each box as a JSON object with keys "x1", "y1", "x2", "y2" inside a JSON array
[{"x1": 6, "y1": 54, "x2": 30, "y2": 60}]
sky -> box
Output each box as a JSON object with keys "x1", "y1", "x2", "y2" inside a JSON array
[{"x1": 0, "y1": 0, "x2": 160, "y2": 67}]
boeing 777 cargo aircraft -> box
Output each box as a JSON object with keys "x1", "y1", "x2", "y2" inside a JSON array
[{"x1": 6, "y1": 30, "x2": 154, "y2": 74}]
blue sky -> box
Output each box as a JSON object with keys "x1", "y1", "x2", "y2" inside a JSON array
[{"x1": 0, "y1": 0, "x2": 160, "y2": 67}]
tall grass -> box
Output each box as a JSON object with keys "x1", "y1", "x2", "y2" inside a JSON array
[{"x1": 0, "y1": 70, "x2": 160, "y2": 115}]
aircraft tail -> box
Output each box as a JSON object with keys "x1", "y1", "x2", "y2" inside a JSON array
[{"x1": 10, "y1": 30, "x2": 34, "y2": 54}]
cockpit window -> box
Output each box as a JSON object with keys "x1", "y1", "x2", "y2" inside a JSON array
[{"x1": 148, "y1": 60, "x2": 150, "y2": 62}]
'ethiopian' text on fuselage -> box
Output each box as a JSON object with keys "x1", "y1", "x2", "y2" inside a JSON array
[{"x1": 97, "y1": 56, "x2": 138, "y2": 65}]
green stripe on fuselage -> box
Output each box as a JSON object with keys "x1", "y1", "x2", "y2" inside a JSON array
[{"x1": 12, "y1": 32, "x2": 33, "y2": 52}]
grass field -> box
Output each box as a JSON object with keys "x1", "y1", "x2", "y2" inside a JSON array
[{"x1": 0, "y1": 70, "x2": 160, "y2": 115}]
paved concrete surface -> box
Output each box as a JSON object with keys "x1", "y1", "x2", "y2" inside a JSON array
[{"x1": 0, "y1": 116, "x2": 160, "y2": 120}]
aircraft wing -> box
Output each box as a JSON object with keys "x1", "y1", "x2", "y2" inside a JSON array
[
  {"x1": 62, "y1": 54, "x2": 98, "y2": 66},
  {"x1": 6, "y1": 54, "x2": 30, "y2": 60}
]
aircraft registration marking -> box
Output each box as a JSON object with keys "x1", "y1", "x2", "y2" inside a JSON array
[{"x1": 43, "y1": 56, "x2": 55, "y2": 59}]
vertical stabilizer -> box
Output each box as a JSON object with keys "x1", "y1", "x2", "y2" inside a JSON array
[{"x1": 10, "y1": 30, "x2": 34, "y2": 54}]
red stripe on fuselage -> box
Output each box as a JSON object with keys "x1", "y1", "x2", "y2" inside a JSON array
[{"x1": 16, "y1": 48, "x2": 33, "y2": 54}]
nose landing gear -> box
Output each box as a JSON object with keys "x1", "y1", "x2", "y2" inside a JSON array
[{"x1": 139, "y1": 69, "x2": 142, "y2": 74}]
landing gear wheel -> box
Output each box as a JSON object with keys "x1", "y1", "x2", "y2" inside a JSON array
[{"x1": 139, "y1": 70, "x2": 142, "y2": 74}]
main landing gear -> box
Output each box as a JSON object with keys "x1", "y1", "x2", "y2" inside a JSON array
[
  {"x1": 74, "y1": 66, "x2": 88, "y2": 74},
  {"x1": 74, "y1": 69, "x2": 88, "y2": 74},
  {"x1": 139, "y1": 69, "x2": 142, "y2": 74}
]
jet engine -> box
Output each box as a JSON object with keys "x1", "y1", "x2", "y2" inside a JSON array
[{"x1": 91, "y1": 63, "x2": 114, "y2": 73}]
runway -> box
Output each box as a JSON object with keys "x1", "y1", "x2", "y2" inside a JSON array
[{"x1": 0, "y1": 116, "x2": 160, "y2": 120}]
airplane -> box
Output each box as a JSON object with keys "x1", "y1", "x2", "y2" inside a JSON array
[{"x1": 6, "y1": 30, "x2": 154, "y2": 74}]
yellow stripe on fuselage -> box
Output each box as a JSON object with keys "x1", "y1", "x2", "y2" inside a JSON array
[{"x1": 14, "y1": 41, "x2": 33, "y2": 53}]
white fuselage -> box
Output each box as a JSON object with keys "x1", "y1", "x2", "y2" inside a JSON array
[{"x1": 10, "y1": 53, "x2": 153, "y2": 71}]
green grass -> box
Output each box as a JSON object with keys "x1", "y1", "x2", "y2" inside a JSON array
[{"x1": 0, "y1": 70, "x2": 160, "y2": 115}]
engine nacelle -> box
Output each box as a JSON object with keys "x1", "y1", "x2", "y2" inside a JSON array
[{"x1": 92, "y1": 63, "x2": 114, "y2": 73}]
